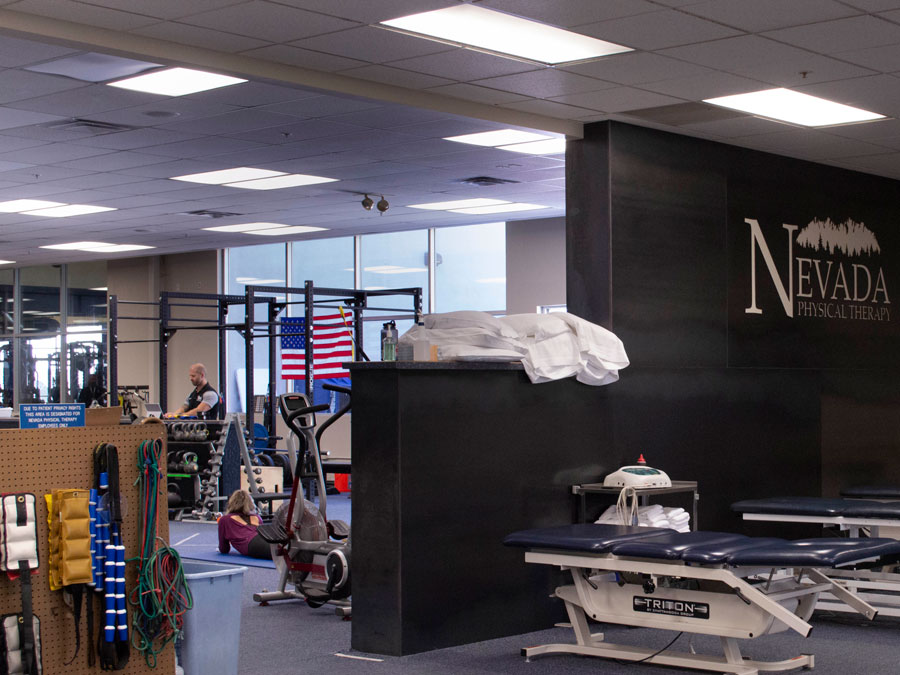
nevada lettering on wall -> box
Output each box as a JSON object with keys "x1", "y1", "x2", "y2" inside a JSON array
[{"x1": 745, "y1": 217, "x2": 891, "y2": 322}]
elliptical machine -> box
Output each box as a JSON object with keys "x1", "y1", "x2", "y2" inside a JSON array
[{"x1": 254, "y1": 384, "x2": 352, "y2": 615}]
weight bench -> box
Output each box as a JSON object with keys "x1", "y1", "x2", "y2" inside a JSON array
[
  {"x1": 733, "y1": 496, "x2": 900, "y2": 617},
  {"x1": 504, "y1": 523, "x2": 900, "y2": 674}
]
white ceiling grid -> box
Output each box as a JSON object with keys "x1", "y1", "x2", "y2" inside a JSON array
[{"x1": 0, "y1": 1, "x2": 897, "y2": 264}]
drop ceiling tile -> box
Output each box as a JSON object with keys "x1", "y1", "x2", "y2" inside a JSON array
[
  {"x1": 425, "y1": 83, "x2": 530, "y2": 105},
  {"x1": 157, "y1": 108, "x2": 301, "y2": 135},
  {"x1": 0, "y1": 134, "x2": 49, "y2": 152},
  {"x1": 638, "y1": 70, "x2": 771, "y2": 99},
  {"x1": 501, "y1": 98, "x2": 597, "y2": 118},
  {"x1": 129, "y1": 20, "x2": 271, "y2": 53},
  {"x1": 848, "y1": 1, "x2": 900, "y2": 9},
  {"x1": 229, "y1": 118, "x2": 367, "y2": 144},
  {"x1": 70, "y1": 0, "x2": 249, "y2": 20},
  {"x1": 88, "y1": 99, "x2": 240, "y2": 128},
  {"x1": 388, "y1": 50, "x2": 539, "y2": 82},
  {"x1": 828, "y1": 43, "x2": 900, "y2": 72},
  {"x1": 57, "y1": 150, "x2": 175, "y2": 171},
  {"x1": 99, "y1": 178, "x2": 200, "y2": 195},
  {"x1": 179, "y1": 1, "x2": 359, "y2": 43},
  {"x1": 117, "y1": 158, "x2": 229, "y2": 179},
  {"x1": 323, "y1": 160, "x2": 424, "y2": 180},
  {"x1": 0, "y1": 165, "x2": 93, "y2": 183},
  {"x1": 820, "y1": 117, "x2": 900, "y2": 139},
  {"x1": 0, "y1": 35, "x2": 77, "y2": 68},
  {"x1": 263, "y1": 95, "x2": 384, "y2": 118},
  {"x1": 4, "y1": 84, "x2": 156, "y2": 117},
  {"x1": 764, "y1": 16, "x2": 900, "y2": 54},
  {"x1": 733, "y1": 129, "x2": 893, "y2": 160},
  {"x1": 0, "y1": 142, "x2": 113, "y2": 163},
  {"x1": 551, "y1": 87, "x2": 685, "y2": 113},
  {"x1": 800, "y1": 74, "x2": 900, "y2": 116},
  {"x1": 390, "y1": 117, "x2": 511, "y2": 139},
  {"x1": 681, "y1": 0, "x2": 857, "y2": 32},
  {"x1": 182, "y1": 81, "x2": 319, "y2": 107},
  {"x1": 577, "y1": 9, "x2": 741, "y2": 51},
  {"x1": 68, "y1": 128, "x2": 204, "y2": 150},
  {"x1": 0, "y1": 70, "x2": 87, "y2": 104},
  {"x1": 338, "y1": 64, "x2": 455, "y2": 89},
  {"x1": 268, "y1": 0, "x2": 454, "y2": 24},
  {"x1": 237, "y1": 44, "x2": 369, "y2": 72},
  {"x1": 679, "y1": 115, "x2": 804, "y2": 138},
  {"x1": 8, "y1": 0, "x2": 160, "y2": 30},
  {"x1": 32, "y1": 172, "x2": 151, "y2": 190},
  {"x1": 0, "y1": 159, "x2": 33, "y2": 172},
  {"x1": 328, "y1": 105, "x2": 451, "y2": 130},
  {"x1": 473, "y1": 69, "x2": 613, "y2": 99},
  {"x1": 293, "y1": 26, "x2": 453, "y2": 63},
  {"x1": 562, "y1": 52, "x2": 713, "y2": 86},
  {"x1": 139, "y1": 136, "x2": 268, "y2": 159},
  {"x1": 479, "y1": 0, "x2": 659, "y2": 26}
]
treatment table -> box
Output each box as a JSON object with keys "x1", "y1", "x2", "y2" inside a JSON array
[
  {"x1": 733, "y1": 496, "x2": 900, "y2": 617},
  {"x1": 505, "y1": 523, "x2": 900, "y2": 674}
]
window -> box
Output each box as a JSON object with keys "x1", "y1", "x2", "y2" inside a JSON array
[
  {"x1": 291, "y1": 237, "x2": 354, "y2": 290},
  {"x1": 20, "y1": 265, "x2": 60, "y2": 335},
  {"x1": 434, "y1": 222, "x2": 505, "y2": 312},
  {"x1": 225, "y1": 244, "x2": 287, "y2": 412}
]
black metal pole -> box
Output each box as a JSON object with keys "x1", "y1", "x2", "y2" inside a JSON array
[
  {"x1": 245, "y1": 286, "x2": 255, "y2": 442},
  {"x1": 305, "y1": 281, "x2": 314, "y2": 400},
  {"x1": 108, "y1": 294, "x2": 118, "y2": 407},
  {"x1": 159, "y1": 291, "x2": 169, "y2": 412}
]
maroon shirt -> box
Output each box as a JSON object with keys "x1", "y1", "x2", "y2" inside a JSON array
[{"x1": 218, "y1": 514, "x2": 260, "y2": 556}]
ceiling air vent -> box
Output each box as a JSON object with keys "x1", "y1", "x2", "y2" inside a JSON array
[
  {"x1": 41, "y1": 118, "x2": 137, "y2": 135},
  {"x1": 457, "y1": 176, "x2": 520, "y2": 186},
  {"x1": 184, "y1": 209, "x2": 244, "y2": 219}
]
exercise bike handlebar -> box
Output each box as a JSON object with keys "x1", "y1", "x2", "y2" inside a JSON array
[
  {"x1": 286, "y1": 403, "x2": 331, "y2": 432},
  {"x1": 316, "y1": 384, "x2": 351, "y2": 447}
]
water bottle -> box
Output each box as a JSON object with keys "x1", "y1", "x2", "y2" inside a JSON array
[{"x1": 381, "y1": 320, "x2": 398, "y2": 362}]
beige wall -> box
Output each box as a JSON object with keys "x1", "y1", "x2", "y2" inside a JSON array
[
  {"x1": 107, "y1": 250, "x2": 219, "y2": 409},
  {"x1": 505, "y1": 216, "x2": 566, "y2": 314}
]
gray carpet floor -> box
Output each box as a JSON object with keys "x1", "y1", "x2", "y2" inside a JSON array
[{"x1": 171, "y1": 499, "x2": 900, "y2": 674}]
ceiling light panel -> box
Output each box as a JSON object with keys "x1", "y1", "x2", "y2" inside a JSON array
[
  {"x1": 407, "y1": 198, "x2": 509, "y2": 210},
  {"x1": 381, "y1": 5, "x2": 632, "y2": 65},
  {"x1": 171, "y1": 168, "x2": 285, "y2": 184},
  {"x1": 23, "y1": 205, "x2": 117, "y2": 217},
  {"x1": 450, "y1": 203, "x2": 548, "y2": 214},
  {"x1": 108, "y1": 67, "x2": 247, "y2": 96},
  {"x1": 225, "y1": 174, "x2": 338, "y2": 190},
  {"x1": 40, "y1": 242, "x2": 112, "y2": 250},
  {"x1": 704, "y1": 88, "x2": 885, "y2": 127},
  {"x1": 202, "y1": 222, "x2": 292, "y2": 233},
  {"x1": 247, "y1": 225, "x2": 328, "y2": 235},
  {"x1": 26, "y1": 53, "x2": 160, "y2": 82},
  {"x1": 80, "y1": 244, "x2": 155, "y2": 252},
  {"x1": 498, "y1": 139, "x2": 567, "y2": 155},
  {"x1": 0, "y1": 260, "x2": 14, "y2": 265},
  {"x1": 445, "y1": 129, "x2": 552, "y2": 147},
  {"x1": 0, "y1": 200, "x2": 65, "y2": 213}
]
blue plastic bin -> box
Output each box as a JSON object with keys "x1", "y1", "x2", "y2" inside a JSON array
[{"x1": 180, "y1": 561, "x2": 247, "y2": 675}]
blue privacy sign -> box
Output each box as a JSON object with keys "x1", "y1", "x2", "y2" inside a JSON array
[{"x1": 19, "y1": 403, "x2": 85, "y2": 429}]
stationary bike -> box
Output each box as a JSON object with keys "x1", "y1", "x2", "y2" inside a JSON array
[{"x1": 254, "y1": 384, "x2": 352, "y2": 614}]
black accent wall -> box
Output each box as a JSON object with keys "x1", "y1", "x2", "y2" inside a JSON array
[{"x1": 568, "y1": 121, "x2": 900, "y2": 532}]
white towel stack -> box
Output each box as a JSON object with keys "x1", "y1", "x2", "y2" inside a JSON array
[{"x1": 595, "y1": 504, "x2": 690, "y2": 532}]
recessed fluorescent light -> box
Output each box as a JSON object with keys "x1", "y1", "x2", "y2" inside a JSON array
[
  {"x1": 381, "y1": 5, "x2": 632, "y2": 65},
  {"x1": 23, "y1": 204, "x2": 116, "y2": 217},
  {"x1": 203, "y1": 222, "x2": 292, "y2": 233},
  {"x1": 498, "y1": 138, "x2": 566, "y2": 155},
  {"x1": 450, "y1": 203, "x2": 548, "y2": 215},
  {"x1": 0, "y1": 260, "x2": 14, "y2": 265},
  {"x1": 0, "y1": 199, "x2": 65, "y2": 213},
  {"x1": 108, "y1": 67, "x2": 247, "y2": 96},
  {"x1": 407, "y1": 198, "x2": 508, "y2": 210},
  {"x1": 80, "y1": 244, "x2": 155, "y2": 253},
  {"x1": 41, "y1": 242, "x2": 112, "y2": 250},
  {"x1": 247, "y1": 225, "x2": 327, "y2": 236},
  {"x1": 445, "y1": 129, "x2": 551, "y2": 147},
  {"x1": 171, "y1": 167, "x2": 285, "y2": 185},
  {"x1": 225, "y1": 174, "x2": 338, "y2": 190},
  {"x1": 89, "y1": 287, "x2": 108, "y2": 291},
  {"x1": 704, "y1": 88, "x2": 885, "y2": 127},
  {"x1": 234, "y1": 278, "x2": 285, "y2": 285}
]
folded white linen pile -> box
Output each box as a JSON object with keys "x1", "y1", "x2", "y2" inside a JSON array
[
  {"x1": 595, "y1": 504, "x2": 690, "y2": 532},
  {"x1": 397, "y1": 310, "x2": 628, "y2": 386}
]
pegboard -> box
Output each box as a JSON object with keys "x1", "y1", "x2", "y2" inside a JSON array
[{"x1": 0, "y1": 423, "x2": 171, "y2": 674}]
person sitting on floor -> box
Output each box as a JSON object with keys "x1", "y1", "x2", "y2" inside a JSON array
[{"x1": 218, "y1": 490, "x2": 271, "y2": 559}]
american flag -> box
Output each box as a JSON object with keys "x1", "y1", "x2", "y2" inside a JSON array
[{"x1": 281, "y1": 313, "x2": 354, "y2": 380}]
